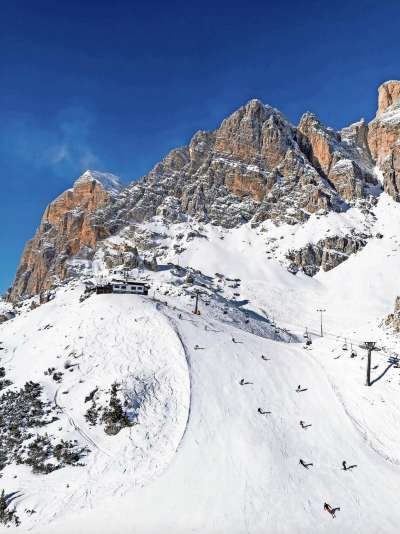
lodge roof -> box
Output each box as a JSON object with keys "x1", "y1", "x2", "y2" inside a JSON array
[{"x1": 110, "y1": 279, "x2": 147, "y2": 286}]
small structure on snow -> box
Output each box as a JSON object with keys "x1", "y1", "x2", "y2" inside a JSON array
[{"x1": 96, "y1": 279, "x2": 149, "y2": 296}]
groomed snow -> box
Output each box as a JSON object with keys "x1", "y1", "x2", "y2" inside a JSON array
[{"x1": 2, "y1": 194, "x2": 400, "y2": 532}]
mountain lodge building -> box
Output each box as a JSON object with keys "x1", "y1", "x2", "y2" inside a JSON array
[{"x1": 96, "y1": 279, "x2": 149, "y2": 295}]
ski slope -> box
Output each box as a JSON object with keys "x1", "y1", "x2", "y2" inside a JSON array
[{"x1": 1, "y1": 194, "x2": 400, "y2": 532}]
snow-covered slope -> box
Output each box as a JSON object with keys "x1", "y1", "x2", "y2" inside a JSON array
[
  {"x1": 2, "y1": 194, "x2": 400, "y2": 533},
  {"x1": 0, "y1": 289, "x2": 190, "y2": 530}
]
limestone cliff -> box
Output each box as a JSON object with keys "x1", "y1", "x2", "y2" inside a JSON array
[
  {"x1": 9, "y1": 171, "x2": 122, "y2": 301},
  {"x1": 368, "y1": 81, "x2": 400, "y2": 200},
  {"x1": 9, "y1": 81, "x2": 400, "y2": 300}
]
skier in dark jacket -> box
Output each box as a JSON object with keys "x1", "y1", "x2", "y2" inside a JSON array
[
  {"x1": 300, "y1": 420, "x2": 312, "y2": 429},
  {"x1": 299, "y1": 459, "x2": 313, "y2": 469},
  {"x1": 342, "y1": 460, "x2": 357, "y2": 470},
  {"x1": 239, "y1": 378, "x2": 252, "y2": 386},
  {"x1": 324, "y1": 502, "x2": 340, "y2": 518}
]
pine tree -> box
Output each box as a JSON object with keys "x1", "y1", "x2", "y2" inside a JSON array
[
  {"x1": 0, "y1": 489, "x2": 20, "y2": 526},
  {"x1": 102, "y1": 382, "x2": 132, "y2": 435}
]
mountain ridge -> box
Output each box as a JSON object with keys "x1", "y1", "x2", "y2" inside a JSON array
[{"x1": 7, "y1": 80, "x2": 400, "y2": 301}]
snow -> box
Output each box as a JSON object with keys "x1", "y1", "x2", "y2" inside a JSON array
[
  {"x1": 0, "y1": 299, "x2": 13, "y2": 315},
  {"x1": 3, "y1": 194, "x2": 400, "y2": 532},
  {"x1": 0, "y1": 289, "x2": 189, "y2": 529},
  {"x1": 74, "y1": 170, "x2": 123, "y2": 195},
  {"x1": 376, "y1": 104, "x2": 400, "y2": 126},
  {"x1": 374, "y1": 165, "x2": 385, "y2": 185}
]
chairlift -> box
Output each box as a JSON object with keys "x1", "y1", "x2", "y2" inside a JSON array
[
  {"x1": 303, "y1": 327, "x2": 309, "y2": 339},
  {"x1": 342, "y1": 338, "x2": 348, "y2": 351},
  {"x1": 350, "y1": 343, "x2": 357, "y2": 358}
]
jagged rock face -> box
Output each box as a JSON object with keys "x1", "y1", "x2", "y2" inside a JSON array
[
  {"x1": 368, "y1": 81, "x2": 400, "y2": 201},
  {"x1": 9, "y1": 172, "x2": 121, "y2": 301},
  {"x1": 298, "y1": 113, "x2": 376, "y2": 202},
  {"x1": 11, "y1": 83, "x2": 400, "y2": 301},
  {"x1": 385, "y1": 296, "x2": 400, "y2": 332},
  {"x1": 377, "y1": 81, "x2": 400, "y2": 116},
  {"x1": 287, "y1": 235, "x2": 367, "y2": 276},
  {"x1": 298, "y1": 112, "x2": 339, "y2": 175},
  {"x1": 116, "y1": 99, "x2": 379, "y2": 232}
]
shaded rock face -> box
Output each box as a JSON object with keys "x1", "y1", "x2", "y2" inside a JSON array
[
  {"x1": 298, "y1": 113, "x2": 376, "y2": 202},
  {"x1": 287, "y1": 235, "x2": 367, "y2": 276},
  {"x1": 9, "y1": 172, "x2": 121, "y2": 301},
  {"x1": 0, "y1": 311, "x2": 15, "y2": 324}
]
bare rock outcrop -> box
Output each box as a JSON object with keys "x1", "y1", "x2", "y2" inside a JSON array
[
  {"x1": 385, "y1": 296, "x2": 400, "y2": 332},
  {"x1": 377, "y1": 81, "x2": 400, "y2": 116},
  {"x1": 287, "y1": 234, "x2": 367, "y2": 276},
  {"x1": 298, "y1": 113, "x2": 376, "y2": 201},
  {"x1": 9, "y1": 171, "x2": 122, "y2": 300},
  {"x1": 368, "y1": 81, "x2": 400, "y2": 201}
]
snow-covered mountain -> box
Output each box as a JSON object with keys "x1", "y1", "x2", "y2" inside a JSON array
[{"x1": 2, "y1": 81, "x2": 400, "y2": 533}]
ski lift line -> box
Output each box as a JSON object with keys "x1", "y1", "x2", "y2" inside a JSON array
[{"x1": 275, "y1": 318, "x2": 397, "y2": 356}]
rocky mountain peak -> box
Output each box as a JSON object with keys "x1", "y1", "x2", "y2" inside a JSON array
[
  {"x1": 377, "y1": 80, "x2": 400, "y2": 116},
  {"x1": 8, "y1": 170, "x2": 121, "y2": 301},
  {"x1": 74, "y1": 170, "x2": 124, "y2": 195},
  {"x1": 9, "y1": 81, "x2": 400, "y2": 301}
]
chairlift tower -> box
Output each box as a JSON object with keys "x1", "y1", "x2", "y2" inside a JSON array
[
  {"x1": 359, "y1": 341, "x2": 381, "y2": 386},
  {"x1": 193, "y1": 289, "x2": 200, "y2": 315},
  {"x1": 317, "y1": 309, "x2": 326, "y2": 337}
]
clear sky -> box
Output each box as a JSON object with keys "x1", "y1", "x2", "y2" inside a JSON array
[{"x1": 1, "y1": 0, "x2": 400, "y2": 293}]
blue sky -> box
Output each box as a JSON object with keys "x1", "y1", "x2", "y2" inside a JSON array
[{"x1": 1, "y1": 0, "x2": 400, "y2": 293}]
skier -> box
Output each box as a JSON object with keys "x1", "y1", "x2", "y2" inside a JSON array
[
  {"x1": 323, "y1": 502, "x2": 340, "y2": 518},
  {"x1": 258, "y1": 408, "x2": 271, "y2": 415},
  {"x1": 342, "y1": 460, "x2": 357, "y2": 471},
  {"x1": 178, "y1": 313, "x2": 182, "y2": 319},
  {"x1": 296, "y1": 385, "x2": 307, "y2": 392},
  {"x1": 300, "y1": 420, "x2": 311, "y2": 429},
  {"x1": 299, "y1": 459, "x2": 313, "y2": 469},
  {"x1": 261, "y1": 355, "x2": 270, "y2": 361},
  {"x1": 239, "y1": 378, "x2": 252, "y2": 386}
]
